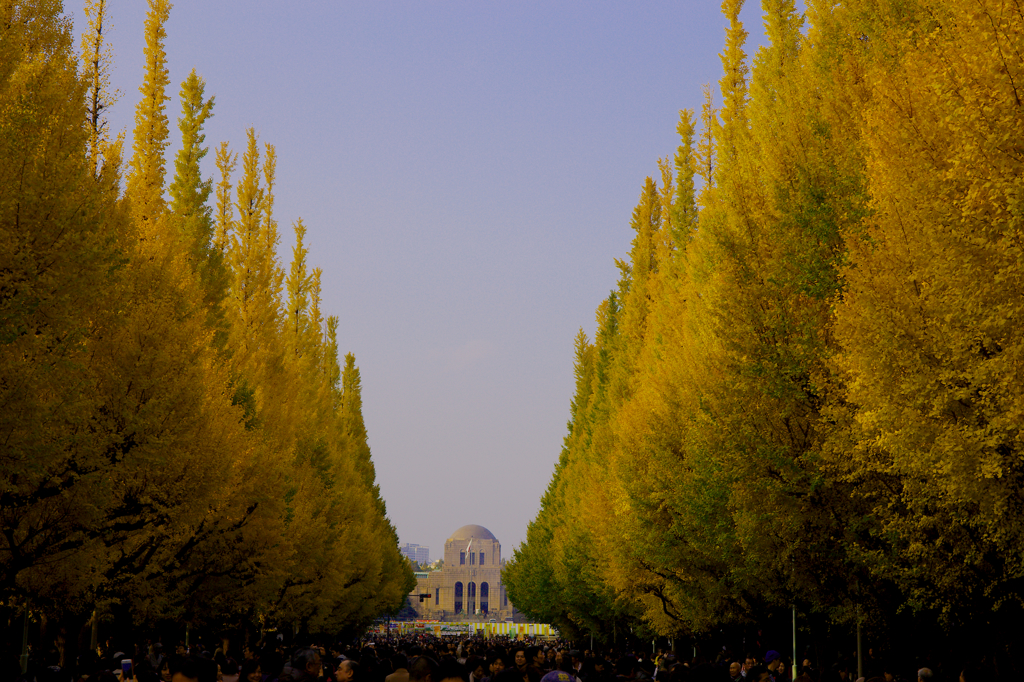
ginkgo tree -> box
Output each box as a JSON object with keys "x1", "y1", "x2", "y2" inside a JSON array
[
  {"x1": 507, "y1": 0, "x2": 1024, "y2": 666},
  {"x1": 0, "y1": 0, "x2": 413, "y2": 661}
]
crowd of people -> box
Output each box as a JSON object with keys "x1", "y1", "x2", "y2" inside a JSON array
[{"x1": 27, "y1": 633, "x2": 981, "y2": 682}]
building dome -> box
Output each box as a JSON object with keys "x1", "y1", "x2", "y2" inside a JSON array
[{"x1": 448, "y1": 524, "x2": 497, "y2": 541}]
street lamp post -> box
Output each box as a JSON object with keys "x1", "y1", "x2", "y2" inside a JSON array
[{"x1": 792, "y1": 606, "x2": 797, "y2": 682}]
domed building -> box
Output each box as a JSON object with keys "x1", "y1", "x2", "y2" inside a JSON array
[{"x1": 409, "y1": 524, "x2": 514, "y2": 620}]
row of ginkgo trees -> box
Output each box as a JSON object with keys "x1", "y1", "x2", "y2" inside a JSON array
[
  {"x1": 504, "y1": 0, "x2": 1024, "y2": 669},
  {"x1": 0, "y1": 0, "x2": 414, "y2": 665}
]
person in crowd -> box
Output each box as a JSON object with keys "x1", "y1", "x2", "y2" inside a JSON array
[
  {"x1": 159, "y1": 657, "x2": 176, "y2": 682},
  {"x1": 219, "y1": 653, "x2": 240, "y2": 682},
  {"x1": 438, "y1": 660, "x2": 470, "y2": 682},
  {"x1": 238, "y1": 660, "x2": 261, "y2": 682},
  {"x1": 467, "y1": 656, "x2": 487, "y2": 682},
  {"x1": 511, "y1": 648, "x2": 532, "y2": 682},
  {"x1": 590, "y1": 657, "x2": 613, "y2": 682},
  {"x1": 147, "y1": 644, "x2": 166, "y2": 672},
  {"x1": 337, "y1": 659, "x2": 361, "y2": 682},
  {"x1": 388, "y1": 654, "x2": 411, "y2": 682},
  {"x1": 615, "y1": 657, "x2": 636, "y2": 682},
  {"x1": 800, "y1": 659, "x2": 818, "y2": 682},
  {"x1": 576, "y1": 658, "x2": 595, "y2": 682},
  {"x1": 483, "y1": 652, "x2": 507, "y2": 682},
  {"x1": 557, "y1": 651, "x2": 579, "y2": 680},
  {"x1": 280, "y1": 649, "x2": 322, "y2": 682},
  {"x1": 170, "y1": 655, "x2": 218, "y2": 682},
  {"x1": 497, "y1": 666, "x2": 531, "y2": 682},
  {"x1": 570, "y1": 652, "x2": 582, "y2": 676},
  {"x1": 261, "y1": 650, "x2": 286, "y2": 681},
  {"x1": 729, "y1": 661, "x2": 743, "y2": 682},
  {"x1": 544, "y1": 651, "x2": 574, "y2": 682},
  {"x1": 916, "y1": 668, "x2": 932, "y2": 682},
  {"x1": 653, "y1": 654, "x2": 675, "y2": 682},
  {"x1": 764, "y1": 652, "x2": 784, "y2": 682},
  {"x1": 358, "y1": 649, "x2": 378, "y2": 682},
  {"x1": 411, "y1": 655, "x2": 440, "y2": 682},
  {"x1": 527, "y1": 647, "x2": 548, "y2": 680},
  {"x1": 745, "y1": 666, "x2": 772, "y2": 682}
]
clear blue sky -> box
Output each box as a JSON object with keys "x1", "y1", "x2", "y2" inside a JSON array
[{"x1": 89, "y1": 0, "x2": 776, "y2": 559}]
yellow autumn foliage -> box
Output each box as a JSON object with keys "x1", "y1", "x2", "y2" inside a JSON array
[
  {"x1": 0, "y1": 0, "x2": 413, "y2": 649},
  {"x1": 506, "y1": 0, "x2": 1024, "y2": 658}
]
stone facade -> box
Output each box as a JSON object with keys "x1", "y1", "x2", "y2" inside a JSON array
[{"x1": 409, "y1": 524, "x2": 513, "y2": 620}]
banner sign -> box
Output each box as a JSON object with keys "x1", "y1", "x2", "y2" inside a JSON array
[{"x1": 393, "y1": 622, "x2": 559, "y2": 637}]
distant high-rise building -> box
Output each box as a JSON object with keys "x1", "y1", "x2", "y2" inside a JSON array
[{"x1": 401, "y1": 543, "x2": 430, "y2": 565}]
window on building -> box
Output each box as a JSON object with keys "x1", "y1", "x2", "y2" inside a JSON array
[
  {"x1": 470, "y1": 551, "x2": 475, "y2": 565},
  {"x1": 480, "y1": 552, "x2": 485, "y2": 565},
  {"x1": 460, "y1": 551, "x2": 465, "y2": 565},
  {"x1": 480, "y1": 582, "x2": 489, "y2": 614},
  {"x1": 435, "y1": 587, "x2": 439, "y2": 604},
  {"x1": 455, "y1": 582, "x2": 463, "y2": 614},
  {"x1": 468, "y1": 581, "x2": 476, "y2": 614}
]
